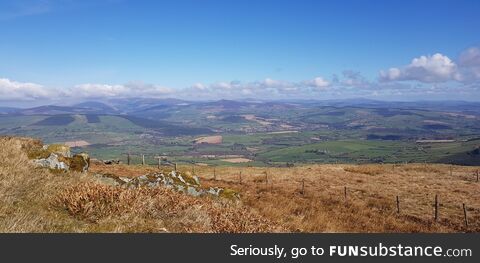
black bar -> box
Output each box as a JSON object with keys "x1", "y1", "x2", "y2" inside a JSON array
[{"x1": 0, "y1": 234, "x2": 478, "y2": 263}]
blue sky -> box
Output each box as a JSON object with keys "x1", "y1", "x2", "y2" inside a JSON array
[{"x1": 1, "y1": 0, "x2": 480, "y2": 103}]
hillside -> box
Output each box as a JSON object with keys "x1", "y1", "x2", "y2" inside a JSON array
[
  {"x1": 0, "y1": 136, "x2": 273, "y2": 233},
  {"x1": 1, "y1": 99, "x2": 479, "y2": 166},
  {"x1": 1, "y1": 136, "x2": 479, "y2": 233}
]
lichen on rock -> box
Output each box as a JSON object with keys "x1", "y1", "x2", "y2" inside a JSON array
[
  {"x1": 28, "y1": 142, "x2": 89, "y2": 173},
  {"x1": 45, "y1": 144, "x2": 71, "y2": 158},
  {"x1": 33, "y1": 153, "x2": 69, "y2": 171},
  {"x1": 69, "y1": 153, "x2": 90, "y2": 172},
  {"x1": 95, "y1": 170, "x2": 240, "y2": 200},
  {"x1": 27, "y1": 143, "x2": 71, "y2": 159}
]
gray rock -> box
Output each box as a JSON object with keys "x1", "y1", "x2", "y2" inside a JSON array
[
  {"x1": 93, "y1": 170, "x2": 239, "y2": 200},
  {"x1": 33, "y1": 153, "x2": 69, "y2": 171}
]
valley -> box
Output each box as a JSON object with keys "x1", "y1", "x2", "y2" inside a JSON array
[{"x1": 1, "y1": 99, "x2": 479, "y2": 166}]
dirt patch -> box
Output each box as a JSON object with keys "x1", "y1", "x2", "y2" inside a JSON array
[
  {"x1": 221, "y1": 158, "x2": 252, "y2": 163},
  {"x1": 194, "y1": 135, "x2": 223, "y2": 144},
  {"x1": 64, "y1": 140, "x2": 90, "y2": 147},
  {"x1": 241, "y1": 114, "x2": 272, "y2": 126}
]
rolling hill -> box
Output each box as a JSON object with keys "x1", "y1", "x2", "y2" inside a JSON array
[{"x1": 0, "y1": 99, "x2": 479, "y2": 166}]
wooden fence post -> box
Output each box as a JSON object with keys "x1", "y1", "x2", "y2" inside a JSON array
[
  {"x1": 127, "y1": 153, "x2": 131, "y2": 165},
  {"x1": 239, "y1": 171, "x2": 242, "y2": 184},
  {"x1": 174, "y1": 163, "x2": 177, "y2": 172},
  {"x1": 396, "y1": 195, "x2": 400, "y2": 214},
  {"x1": 463, "y1": 203, "x2": 469, "y2": 228},
  {"x1": 213, "y1": 167, "x2": 216, "y2": 180},
  {"x1": 265, "y1": 171, "x2": 268, "y2": 186},
  {"x1": 344, "y1": 186, "x2": 347, "y2": 201},
  {"x1": 434, "y1": 194, "x2": 439, "y2": 222},
  {"x1": 476, "y1": 170, "x2": 479, "y2": 182},
  {"x1": 192, "y1": 165, "x2": 195, "y2": 175}
]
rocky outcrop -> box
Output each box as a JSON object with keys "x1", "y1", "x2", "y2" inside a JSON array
[
  {"x1": 103, "y1": 159, "x2": 121, "y2": 165},
  {"x1": 69, "y1": 153, "x2": 90, "y2": 172},
  {"x1": 29, "y1": 143, "x2": 90, "y2": 173},
  {"x1": 93, "y1": 170, "x2": 240, "y2": 200},
  {"x1": 27, "y1": 143, "x2": 71, "y2": 159},
  {"x1": 44, "y1": 144, "x2": 71, "y2": 158},
  {"x1": 33, "y1": 153, "x2": 69, "y2": 170}
]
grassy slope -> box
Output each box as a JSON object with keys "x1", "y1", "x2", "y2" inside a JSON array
[
  {"x1": 0, "y1": 136, "x2": 273, "y2": 233},
  {"x1": 187, "y1": 163, "x2": 480, "y2": 232},
  {"x1": 89, "y1": 161, "x2": 480, "y2": 233},
  {"x1": 1, "y1": 136, "x2": 479, "y2": 232}
]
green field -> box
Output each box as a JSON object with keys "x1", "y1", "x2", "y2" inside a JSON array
[{"x1": 1, "y1": 100, "x2": 479, "y2": 166}]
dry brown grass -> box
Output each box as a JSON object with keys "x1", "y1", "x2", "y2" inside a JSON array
[
  {"x1": 343, "y1": 164, "x2": 387, "y2": 175},
  {"x1": 0, "y1": 136, "x2": 85, "y2": 232},
  {"x1": 178, "y1": 163, "x2": 480, "y2": 233},
  {"x1": 52, "y1": 182, "x2": 275, "y2": 233},
  {"x1": 0, "y1": 136, "x2": 276, "y2": 233},
  {"x1": 2, "y1": 136, "x2": 480, "y2": 233}
]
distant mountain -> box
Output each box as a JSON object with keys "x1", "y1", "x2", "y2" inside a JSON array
[
  {"x1": 107, "y1": 98, "x2": 189, "y2": 113},
  {"x1": 73, "y1": 101, "x2": 117, "y2": 113},
  {"x1": 202, "y1": 99, "x2": 256, "y2": 109},
  {"x1": 119, "y1": 115, "x2": 213, "y2": 136},
  {"x1": 18, "y1": 105, "x2": 85, "y2": 115},
  {"x1": 0, "y1": 107, "x2": 19, "y2": 114},
  {"x1": 15, "y1": 104, "x2": 115, "y2": 115},
  {"x1": 3, "y1": 99, "x2": 480, "y2": 117}
]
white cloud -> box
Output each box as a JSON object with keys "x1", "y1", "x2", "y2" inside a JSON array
[
  {"x1": 191, "y1": 83, "x2": 207, "y2": 90},
  {"x1": 0, "y1": 79, "x2": 175, "y2": 101},
  {"x1": 180, "y1": 76, "x2": 331, "y2": 99},
  {"x1": 211, "y1": 81, "x2": 233, "y2": 90},
  {"x1": 263, "y1": 78, "x2": 281, "y2": 87},
  {"x1": 380, "y1": 47, "x2": 480, "y2": 84},
  {"x1": 380, "y1": 53, "x2": 458, "y2": 83},
  {"x1": 307, "y1": 77, "x2": 330, "y2": 88},
  {"x1": 0, "y1": 78, "x2": 56, "y2": 100},
  {"x1": 72, "y1": 82, "x2": 174, "y2": 99},
  {"x1": 73, "y1": 83, "x2": 127, "y2": 98}
]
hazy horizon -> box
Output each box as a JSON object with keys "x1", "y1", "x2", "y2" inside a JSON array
[{"x1": 3, "y1": 96, "x2": 480, "y2": 109}]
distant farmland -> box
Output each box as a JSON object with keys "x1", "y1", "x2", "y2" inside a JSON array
[{"x1": 33, "y1": 115, "x2": 75, "y2": 126}]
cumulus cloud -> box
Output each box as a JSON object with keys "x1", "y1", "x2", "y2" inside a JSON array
[
  {"x1": 191, "y1": 83, "x2": 207, "y2": 91},
  {"x1": 0, "y1": 78, "x2": 56, "y2": 101},
  {"x1": 72, "y1": 82, "x2": 174, "y2": 99},
  {"x1": 183, "y1": 76, "x2": 332, "y2": 99},
  {"x1": 305, "y1": 77, "x2": 330, "y2": 89},
  {"x1": 0, "y1": 78, "x2": 175, "y2": 102},
  {"x1": 380, "y1": 47, "x2": 480, "y2": 84},
  {"x1": 73, "y1": 83, "x2": 127, "y2": 98},
  {"x1": 379, "y1": 53, "x2": 459, "y2": 83},
  {"x1": 7, "y1": 46, "x2": 480, "y2": 102}
]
